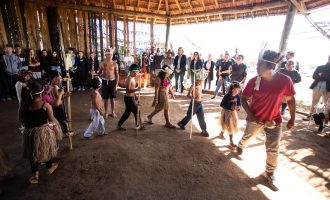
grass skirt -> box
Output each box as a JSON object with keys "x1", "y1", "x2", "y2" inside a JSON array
[
  {"x1": 0, "y1": 148, "x2": 11, "y2": 176},
  {"x1": 220, "y1": 108, "x2": 239, "y2": 135},
  {"x1": 22, "y1": 122, "x2": 62, "y2": 163}
]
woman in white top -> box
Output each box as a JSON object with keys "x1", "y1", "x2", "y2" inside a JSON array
[{"x1": 15, "y1": 70, "x2": 31, "y2": 105}]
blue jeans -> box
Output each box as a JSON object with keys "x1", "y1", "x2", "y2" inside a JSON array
[
  {"x1": 179, "y1": 100, "x2": 207, "y2": 132},
  {"x1": 213, "y1": 76, "x2": 230, "y2": 97}
]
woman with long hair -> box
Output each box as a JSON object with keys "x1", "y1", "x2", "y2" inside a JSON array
[
  {"x1": 28, "y1": 49, "x2": 41, "y2": 79},
  {"x1": 187, "y1": 52, "x2": 203, "y2": 97},
  {"x1": 19, "y1": 81, "x2": 63, "y2": 184},
  {"x1": 144, "y1": 65, "x2": 176, "y2": 128}
]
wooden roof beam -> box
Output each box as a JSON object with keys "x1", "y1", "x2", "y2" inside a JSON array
[
  {"x1": 188, "y1": 0, "x2": 194, "y2": 12},
  {"x1": 214, "y1": 0, "x2": 219, "y2": 8},
  {"x1": 201, "y1": 0, "x2": 206, "y2": 10},
  {"x1": 289, "y1": 0, "x2": 307, "y2": 14},
  {"x1": 171, "y1": 1, "x2": 286, "y2": 19},
  {"x1": 157, "y1": 0, "x2": 163, "y2": 13},
  {"x1": 148, "y1": 0, "x2": 151, "y2": 11},
  {"x1": 165, "y1": 0, "x2": 169, "y2": 15},
  {"x1": 173, "y1": 0, "x2": 182, "y2": 13}
]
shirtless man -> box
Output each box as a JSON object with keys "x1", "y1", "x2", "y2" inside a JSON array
[
  {"x1": 177, "y1": 76, "x2": 209, "y2": 137},
  {"x1": 117, "y1": 64, "x2": 143, "y2": 130},
  {"x1": 98, "y1": 48, "x2": 119, "y2": 119}
]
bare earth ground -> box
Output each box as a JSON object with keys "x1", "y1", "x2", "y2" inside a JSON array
[{"x1": 0, "y1": 88, "x2": 329, "y2": 200}]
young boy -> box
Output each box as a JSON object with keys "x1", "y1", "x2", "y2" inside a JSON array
[
  {"x1": 84, "y1": 77, "x2": 106, "y2": 139},
  {"x1": 177, "y1": 73, "x2": 209, "y2": 137},
  {"x1": 117, "y1": 64, "x2": 143, "y2": 130}
]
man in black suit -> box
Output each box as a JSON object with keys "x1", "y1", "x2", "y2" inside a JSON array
[{"x1": 173, "y1": 47, "x2": 187, "y2": 96}]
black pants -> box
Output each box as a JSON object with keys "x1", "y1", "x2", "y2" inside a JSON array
[
  {"x1": 118, "y1": 96, "x2": 141, "y2": 127},
  {"x1": 30, "y1": 159, "x2": 52, "y2": 173},
  {"x1": 5, "y1": 73, "x2": 17, "y2": 99}
]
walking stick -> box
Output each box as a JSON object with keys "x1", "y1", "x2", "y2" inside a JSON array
[
  {"x1": 189, "y1": 66, "x2": 197, "y2": 140},
  {"x1": 58, "y1": 19, "x2": 73, "y2": 150},
  {"x1": 136, "y1": 74, "x2": 142, "y2": 136}
]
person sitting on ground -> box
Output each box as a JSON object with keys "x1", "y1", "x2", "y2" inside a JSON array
[
  {"x1": 279, "y1": 59, "x2": 301, "y2": 115},
  {"x1": 19, "y1": 81, "x2": 62, "y2": 184},
  {"x1": 177, "y1": 72, "x2": 209, "y2": 137},
  {"x1": 84, "y1": 77, "x2": 106, "y2": 139},
  {"x1": 145, "y1": 65, "x2": 176, "y2": 128},
  {"x1": 218, "y1": 82, "x2": 241, "y2": 148},
  {"x1": 117, "y1": 64, "x2": 143, "y2": 131}
]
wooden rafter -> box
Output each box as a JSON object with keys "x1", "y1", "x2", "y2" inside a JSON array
[
  {"x1": 201, "y1": 0, "x2": 206, "y2": 11},
  {"x1": 165, "y1": 0, "x2": 169, "y2": 15},
  {"x1": 137, "y1": 0, "x2": 140, "y2": 10},
  {"x1": 214, "y1": 0, "x2": 219, "y2": 8},
  {"x1": 173, "y1": 0, "x2": 182, "y2": 13},
  {"x1": 157, "y1": 0, "x2": 163, "y2": 13},
  {"x1": 148, "y1": 0, "x2": 151, "y2": 11}
]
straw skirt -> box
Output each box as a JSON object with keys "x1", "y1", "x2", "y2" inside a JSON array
[{"x1": 220, "y1": 108, "x2": 239, "y2": 135}]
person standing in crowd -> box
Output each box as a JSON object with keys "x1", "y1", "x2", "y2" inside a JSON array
[
  {"x1": 28, "y1": 49, "x2": 41, "y2": 79},
  {"x1": 83, "y1": 77, "x2": 106, "y2": 139},
  {"x1": 74, "y1": 51, "x2": 88, "y2": 91},
  {"x1": 173, "y1": 47, "x2": 187, "y2": 96},
  {"x1": 117, "y1": 64, "x2": 143, "y2": 131},
  {"x1": 163, "y1": 49, "x2": 174, "y2": 69},
  {"x1": 14, "y1": 45, "x2": 28, "y2": 70},
  {"x1": 231, "y1": 54, "x2": 247, "y2": 85},
  {"x1": 151, "y1": 48, "x2": 164, "y2": 86},
  {"x1": 303, "y1": 55, "x2": 330, "y2": 121},
  {"x1": 112, "y1": 49, "x2": 121, "y2": 67},
  {"x1": 203, "y1": 54, "x2": 214, "y2": 90},
  {"x1": 40, "y1": 49, "x2": 50, "y2": 78},
  {"x1": 140, "y1": 52, "x2": 150, "y2": 90},
  {"x1": 186, "y1": 52, "x2": 193, "y2": 79},
  {"x1": 50, "y1": 51, "x2": 63, "y2": 74},
  {"x1": 145, "y1": 65, "x2": 176, "y2": 128},
  {"x1": 1, "y1": 44, "x2": 21, "y2": 100},
  {"x1": 123, "y1": 49, "x2": 134, "y2": 77},
  {"x1": 218, "y1": 82, "x2": 241, "y2": 148},
  {"x1": 19, "y1": 81, "x2": 62, "y2": 184},
  {"x1": 211, "y1": 51, "x2": 234, "y2": 99},
  {"x1": 237, "y1": 50, "x2": 296, "y2": 191},
  {"x1": 15, "y1": 70, "x2": 31, "y2": 105},
  {"x1": 88, "y1": 52, "x2": 100, "y2": 87},
  {"x1": 279, "y1": 59, "x2": 301, "y2": 115},
  {"x1": 177, "y1": 73, "x2": 209, "y2": 137},
  {"x1": 187, "y1": 52, "x2": 203, "y2": 97},
  {"x1": 99, "y1": 49, "x2": 119, "y2": 118},
  {"x1": 280, "y1": 51, "x2": 300, "y2": 71}
]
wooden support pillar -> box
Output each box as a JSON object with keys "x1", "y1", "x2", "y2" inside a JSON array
[
  {"x1": 85, "y1": 12, "x2": 90, "y2": 54},
  {"x1": 93, "y1": 13, "x2": 97, "y2": 55},
  {"x1": 127, "y1": 18, "x2": 130, "y2": 52},
  {"x1": 279, "y1": 2, "x2": 297, "y2": 55},
  {"x1": 99, "y1": 13, "x2": 104, "y2": 60},
  {"x1": 150, "y1": 18, "x2": 154, "y2": 48},
  {"x1": 46, "y1": 7, "x2": 59, "y2": 51},
  {"x1": 105, "y1": 13, "x2": 109, "y2": 48},
  {"x1": 165, "y1": 17, "x2": 171, "y2": 51},
  {"x1": 123, "y1": 16, "x2": 127, "y2": 52},
  {"x1": 68, "y1": 9, "x2": 78, "y2": 50},
  {"x1": 0, "y1": 7, "x2": 8, "y2": 50},
  {"x1": 114, "y1": 15, "x2": 118, "y2": 51},
  {"x1": 133, "y1": 17, "x2": 136, "y2": 62},
  {"x1": 111, "y1": 14, "x2": 114, "y2": 47}
]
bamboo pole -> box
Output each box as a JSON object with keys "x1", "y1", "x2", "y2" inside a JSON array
[
  {"x1": 93, "y1": 13, "x2": 97, "y2": 55},
  {"x1": 136, "y1": 74, "x2": 142, "y2": 136}
]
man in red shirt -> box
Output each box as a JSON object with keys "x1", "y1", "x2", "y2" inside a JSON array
[{"x1": 237, "y1": 50, "x2": 296, "y2": 191}]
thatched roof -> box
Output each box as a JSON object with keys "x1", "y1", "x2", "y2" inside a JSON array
[{"x1": 34, "y1": 0, "x2": 330, "y2": 25}]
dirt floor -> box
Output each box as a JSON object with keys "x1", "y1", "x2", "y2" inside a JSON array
[{"x1": 0, "y1": 88, "x2": 329, "y2": 200}]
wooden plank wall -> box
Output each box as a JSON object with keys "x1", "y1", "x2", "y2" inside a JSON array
[{"x1": 0, "y1": 1, "x2": 143, "y2": 59}]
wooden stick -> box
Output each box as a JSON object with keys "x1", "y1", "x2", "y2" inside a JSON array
[
  {"x1": 189, "y1": 71, "x2": 195, "y2": 140},
  {"x1": 136, "y1": 74, "x2": 142, "y2": 136},
  {"x1": 58, "y1": 18, "x2": 73, "y2": 150}
]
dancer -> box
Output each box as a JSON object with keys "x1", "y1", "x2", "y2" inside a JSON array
[
  {"x1": 145, "y1": 65, "x2": 175, "y2": 128},
  {"x1": 177, "y1": 72, "x2": 209, "y2": 137},
  {"x1": 19, "y1": 81, "x2": 62, "y2": 184},
  {"x1": 218, "y1": 82, "x2": 241, "y2": 148},
  {"x1": 236, "y1": 50, "x2": 296, "y2": 191},
  {"x1": 99, "y1": 48, "x2": 119, "y2": 118},
  {"x1": 84, "y1": 77, "x2": 106, "y2": 139},
  {"x1": 117, "y1": 64, "x2": 143, "y2": 130}
]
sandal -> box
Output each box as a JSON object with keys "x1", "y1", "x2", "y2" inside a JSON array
[
  {"x1": 47, "y1": 163, "x2": 58, "y2": 175},
  {"x1": 144, "y1": 117, "x2": 154, "y2": 124},
  {"x1": 164, "y1": 124, "x2": 176, "y2": 129}
]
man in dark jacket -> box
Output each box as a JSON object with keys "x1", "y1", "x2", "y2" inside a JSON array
[
  {"x1": 304, "y1": 55, "x2": 330, "y2": 120},
  {"x1": 173, "y1": 47, "x2": 187, "y2": 95}
]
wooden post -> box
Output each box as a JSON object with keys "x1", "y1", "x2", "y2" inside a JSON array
[
  {"x1": 114, "y1": 15, "x2": 118, "y2": 51},
  {"x1": 150, "y1": 18, "x2": 154, "y2": 48},
  {"x1": 0, "y1": 6, "x2": 8, "y2": 49},
  {"x1": 165, "y1": 17, "x2": 171, "y2": 50},
  {"x1": 99, "y1": 13, "x2": 104, "y2": 60},
  {"x1": 93, "y1": 13, "x2": 98, "y2": 56},
  {"x1": 110, "y1": 14, "x2": 114, "y2": 47},
  {"x1": 13, "y1": 0, "x2": 25, "y2": 48},
  {"x1": 105, "y1": 13, "x2": 109, "y2": 48},
  {"x1": 127, "y1": 18, "x2": 130, "y2": 53},
  {"x1": 68, "y1": 9, "x2": 78, "y2": 50},
  {"x1": 38, "y1": 5, "x2": 52, "y2": 50},
  {"x1": 85, "y1": 12, "x2": 90, "y2": 54},
  {"x1": 133, "y1": 17, "x2": 136, "y2": 63},
  {"x1": 279, "y1": 2, "x2": 297, "y2": 56},
  {"x1": 123, "y1": 16, "x2": 127, "y2": 52}
]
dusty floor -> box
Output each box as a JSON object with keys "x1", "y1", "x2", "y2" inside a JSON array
[{"x1": 0, "y1": 88, "x2": 329, "y2": 200}]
